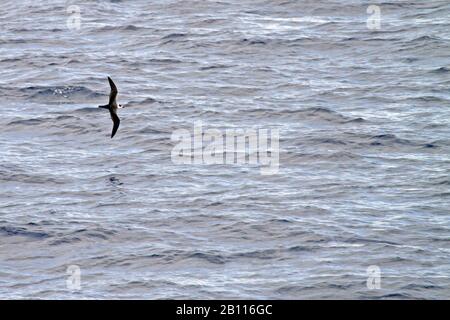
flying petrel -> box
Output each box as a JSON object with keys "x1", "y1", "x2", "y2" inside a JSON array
[{"x1": 99, "y1": 76, "x2": 122, "y2": 138}]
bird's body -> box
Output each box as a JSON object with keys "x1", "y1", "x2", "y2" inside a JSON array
[{"x1": 99, "y1": 76, "x2": 122, "y2": 138}]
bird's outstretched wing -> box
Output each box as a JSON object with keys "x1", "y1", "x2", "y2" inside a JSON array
[
  {"x1": 110, "y1": 110, "x2": 120, "y2": 138},
  {"x1": 108, "y1": 76, "x2": 118, "y2": 105}
]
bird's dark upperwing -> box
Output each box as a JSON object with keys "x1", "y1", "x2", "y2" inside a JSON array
[
  {"x1": 108, "y1": 76, "x2": 118, "y2": 105},
  {"x1": 110, "y1": 109, "x2": 120, "y2": 138}
]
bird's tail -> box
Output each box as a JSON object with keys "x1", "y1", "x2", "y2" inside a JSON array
[{"x1": 98, "y1": 104, "x2": 109, "y2": 109}]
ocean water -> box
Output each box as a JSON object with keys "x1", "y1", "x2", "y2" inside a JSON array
[{"x1": 0, "y1": 0, "x2": 449, "y2": 299}]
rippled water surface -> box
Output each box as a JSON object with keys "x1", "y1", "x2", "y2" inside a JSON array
[{"x1": 1, "y1": 0, "x2": 450, "y2": 299}]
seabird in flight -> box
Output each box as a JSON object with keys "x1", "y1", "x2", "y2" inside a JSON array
[{"x1": 99, "y1": 76, "x2": 122, "y2": 138}]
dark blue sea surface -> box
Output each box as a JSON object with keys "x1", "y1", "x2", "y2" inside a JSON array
[{"x1": 0, "y1": 0, "x2": 449, "y2": 299}]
